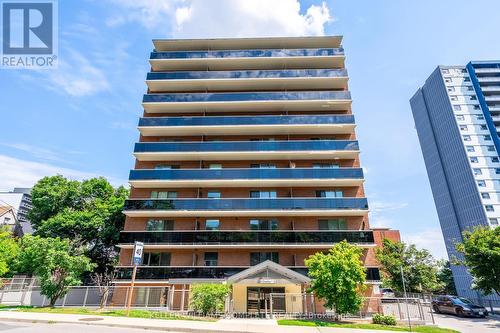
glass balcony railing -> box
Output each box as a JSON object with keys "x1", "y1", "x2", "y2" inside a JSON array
[
  {"x1": 129, "y1": 168, "x2": 363, "y2": 181},
  {"x1": 119, "y1": 230, "x2": 374, "y2": 244},
  {"x1": 142, "y1": 91, "x2": 351, "y2": 103},
  {"x1": 146, "y1": 69, "x2": 347, "y2": 81},
  {"x1": 114, "y1": 266, "x2": 380, "y2": 281},
  {"x1": 150, "y1": 48, "x2": 344, "y2": 60},
  {"x1": 123, "y1": 198, "x2": 369, "y2": 211},
  {"x1": 138, "y1": 115, "x2": 354, "y2": 127},
  {"x1": 134, "y1": 140, "x2": 359, "y2": 153}
]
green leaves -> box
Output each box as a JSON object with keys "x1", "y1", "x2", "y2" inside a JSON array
[
  {"x1": 455, "y1": 227, "x2": 500, "y2": 296},
  {"x1": 189, "y1": 283, "x2": 230, "y2": 314},
  {"x1": 305, "y1": 240, "x2": 366, "y2": 316},
  {"x1": 376, "y1": 239, "x2": 442, "y2": 293},
  {"x1": 0, "y1": 227, "x2": 19, "y2": 277}
]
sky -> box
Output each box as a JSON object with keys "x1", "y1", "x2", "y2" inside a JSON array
[{"x1": 2, "y1": 0, "x2": 500, "y2": 259}]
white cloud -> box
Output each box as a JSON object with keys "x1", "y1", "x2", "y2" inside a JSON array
[
  {"x1": 402, "y1": 228, "x2": 448, "y2": 260},
  {"x1": 1, "y1": 143, "x2": 66, "y2": 163},
  {"x1": 107, "y1": 0, "x2": 333, "y2": 37},
  {"x1": 369, "y1": 200, "x2": 409, "y2": 228}
]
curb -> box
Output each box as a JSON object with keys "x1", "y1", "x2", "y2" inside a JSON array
[{"x1": 0, "y1": 317, "x2": 257, "y2": 333}]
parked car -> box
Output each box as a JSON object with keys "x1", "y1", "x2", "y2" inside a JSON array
[
  {"x1": 432, "y1": 295, "x2": 488, "y2": 317},
  {"x1": 380, "y1": 288, "x2": 395, "y2": 298}
]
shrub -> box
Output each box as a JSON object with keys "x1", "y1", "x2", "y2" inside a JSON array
[
  {"x1": 372, "y1": 313, "x2": 397, "y2": 326},
  {"x1": 189, "y1": 283, "x2": 230, "y2": 315}
]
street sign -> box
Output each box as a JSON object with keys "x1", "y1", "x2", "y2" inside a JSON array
[{"x1": 132, "y1": 241, "x2": 144, "y2": 266}]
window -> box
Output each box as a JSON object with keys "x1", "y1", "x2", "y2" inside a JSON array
[
  {"x1": 477, "y1": 180, "x2": 486, "y2": 187},
  {"x1": 453, "y1": 105, "x2": 462, "y2": 111},
  {"x1": 316, "y1": 190, "x2": 343, "y2": 198},
  {"x1": 155, "y1": 164, "x2": 179, "y2": 169},
  {"x1": 151, "y1": 191, "x2": 177, "y2": 199},
  {"x1": 250, "y1": 163, "x2": 276, "y2": 169},
  {"x1": 209, "y1": 164, "x2": 222, "y2": 169},
  {"x1": 456, "y1": 114, "x2": 465, "y2": 120},
  {"x1": 463, "y1": 135, "x2": 471, "y2": 141},
  {"x1": 250, "y1": 190, "x2": 277, "y2": 198},
  {"x1": 464, "y1": 77, "x2": 471, "y2": 82},
  {"x1": 204, "y1": 252, "x2": 218, "y2": 266},
  {"x1": 459, "y1": 125, "x2": 468, "y2": 131},
  {"x1": 470, "y1": 96, "x2": 477, "y2": 101},
  {"x1": 249, "y1": 219, "x2": 278, "y2": 230},
  {"x1": 312, "y1": 163, "x2": 340, "y2": 168},
  {"x1": 473, "y1": 168, "x2": 482, "y2": 176},
  {"x1": 473, "y1": 105, "x2": 480, "y2": 110},
  {"x1": 250, "y1": 252, "x2": 279, "y2": 265},
  {"x1": 480, "y1": 125, "x2": 488, "y2": 130},
  {"x1": 466, "y1": 146, "x2": 475, "y2": 152},
  {"x1": 207, "y1": 190, "x2": 221, "y2": 199},
  {"x1": 146, "y1": 219, "x2": 174, "y2": 231},
  {"x1": 467, "y1": 86, "x2": 474, "y2": 91},
  {"x1": 450, "y1": 96, "x2": 458, "y2": 101},
  {"x1": 484, "y1": 135, "x2": 491, "y2": 141},
  {"x1": 488, "y1": 146, "x2": 496, "y2": 152},
  {"x1": 442, "y1": 69, "x2": 449, "y2": 74},
  {"x1": 318, "y1": 219, "x2": 347, "y2": 230},
  {"x1": 485, "y1": 205, "x2": 494, "y2": 212},
  {"x1": 447, "y1": 87, "x2": 455, "y2": 92},
  {"x1": 477, "y1": 115, "x2": 484, "y2": 120},
  {"x1": 205, "y1": 219, "x2": 220, "y2": 230},
  {"x1": 445, "y1": 78, "x2": 452, "y2": 83},
  {"x1": 489, "y1": 218, "x2": 499, "y2": 226},
  {"x1": 496, "y1": 168, "x2": 500, "y2": 174},
  {"x1": 142, "y1": 252, "x2": 171, "y2": 266},
  {"x1": 470, "y1": 157, "x2": 478, "y2": 163},
  {"x1": 481, "y1": 193, "x2": 490, "y2": 199},
  {"x1": 492, "y1": 157, "x2": 500, "y2": 163}
]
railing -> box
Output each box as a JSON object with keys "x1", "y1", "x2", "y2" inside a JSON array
[
  {"x1": 129, "y1": 168, "x2": 364, "y2": 181},
  {"x1": 142, "y1": 91, "x2": 351, "y2": 103},
  {"x1": 123, "y1": 198, "x2": 369, "y2": 211},
  {"x1": 146, "y1": 69, "x2": 347, "y2": 80},
  {"x1": 150, "y1": 48, "x2": 345, "y2": 59},
  {"x1": 119, "y1": 230, "x2": 375, "y2": 245},
  {"x1": 138, "y1": 114, "x2": 355, "y2": 127},
  {"x1": 134, "y1": 140, "x2": 359, "y2": 153}
]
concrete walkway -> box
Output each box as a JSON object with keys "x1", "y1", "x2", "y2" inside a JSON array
[{"x1": 0, "y1": 310, "x2": 402, "y2": 333}]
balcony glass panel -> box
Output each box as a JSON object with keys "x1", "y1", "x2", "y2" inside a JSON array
[
  {"x1": 129, "y1": 168, "x2": 364, "y2": 181},
  {"x1": 134, "y1": 140, "x2": 359, "y2": 153},
  {"x1": 138, "y1": 115, "x2": 354, "y2": 127},
  {"x1": 146, "y1": 69, "x2": 347, "y2": 80},
  {"x1": 142, "y1": 91, "x2": 351, "y2": 103},
  {"x1": 119, "y1": 230, "x2": 375, "y2": 244},
  {"x1": 123, "y1": 198, "x2": 369, "y2": 211},
  {"x1": 114, "y1": 266, "x2": 380, "y2": 281},
  {"x1": 150, "y1": 48, "x2": 344, "y2": 60}
]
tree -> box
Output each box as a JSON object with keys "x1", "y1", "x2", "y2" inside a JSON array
[
  {"x1": 455, "y1": 227, "x2": 500, "y2": 296},
  {"x1": 29, "y1": 175, "x2": 128, "y2": 275},
  {"x1": 436, "y1": 260, "x2": 457, "y2": 295},
  {"x1": 16, "y1": 235, "x2": 95, "y2": 307},
  {"x1": 376, "y1": 239, "x2": 442, "y2": 293},
  {"x1": 0, "y1": 227, "x2": 19, "y2": 278},
  {"x1": 189, "y1": 283, "x2": 230, "y2": 315},
  {"x1": 305, "y1": 240, "x2": 366, "y2": 318}
]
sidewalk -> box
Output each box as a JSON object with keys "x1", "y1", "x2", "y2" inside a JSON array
[{"x1": 0, "y1": 310, "x2": 399, "y2": 333}]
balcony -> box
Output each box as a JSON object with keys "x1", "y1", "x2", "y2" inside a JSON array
[
  {"x1": 118, "y1": 230, "x2": 375, "y2": 249},
  {"x1": 129, "y1": 168, "x2": 364, "y2": 188},
  {"x1": 133, "y1": 140, "x2": 359, "y2": 161},
  {"x1": 146, "y1": 69, "x2": 348, "y2": 92},
  {"x1": 485, "y1": 96, "x2": 500, "y2": 102},
  {"x1": 114, "y1": 266, "x2": 380, "y2": 282},
  {"x1": 149, "y1": 47, "x2": 344, "y2": 71},
  {"x1": 142, "y1": 91, "x2": 351, "y2": 113},
  {"x1": 138, "y1": 115, "x2": 355, "y2": 136},
  {"x1": 122, "y1": 198, "x2": 369, "y2": 217},
  {"x1": 478, "y1": 77, "x2": 500, "y2": 83}
]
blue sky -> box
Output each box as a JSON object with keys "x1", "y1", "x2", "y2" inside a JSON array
[{"x1": 2, "y1": 0, "x2": 500, "y2": 258}]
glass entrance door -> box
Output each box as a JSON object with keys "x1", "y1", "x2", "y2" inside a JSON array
[{"x1": 246, "y1": 287, "x2": 286, "y2": 314}]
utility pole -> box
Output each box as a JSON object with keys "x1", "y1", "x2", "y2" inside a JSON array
[{"x1": 401, "y1": 266, "x2": 412, "y2": 332}]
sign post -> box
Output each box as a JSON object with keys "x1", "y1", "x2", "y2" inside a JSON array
[{"x1": 126, "y1": 241, "x2": 143, "y2": 316}]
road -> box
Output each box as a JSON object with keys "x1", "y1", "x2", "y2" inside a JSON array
[
  {"x1": 0, "y1": 322, "x2": 184, "y2": 333},
  {"x1": 433, "y1": 313, "x2": 500, "y2": 333}
]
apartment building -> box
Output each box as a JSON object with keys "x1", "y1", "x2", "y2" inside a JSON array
[
  {"x1": 0, "y1": 188, "x2": 33, "y2": 235},
  {"x1": 116, "y1": 36, "x2": 400, "y2": 313},
  {"x1": 411, "y1": 61, "x2": 500, "y2": 301}
]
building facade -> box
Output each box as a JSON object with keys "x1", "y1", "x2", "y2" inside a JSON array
[
  {"x1": 0, "y1": 188, "x2": 33, "y2": 235},
  {"x1": 117, "y1": 36, "x2": 400, "y2": 313},
  {"x1": 410, "y1": 61, "x2": 500, "y2": 301}
]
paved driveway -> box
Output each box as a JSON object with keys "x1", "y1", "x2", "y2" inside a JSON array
[{"x1": 433, "y1": 313, "x2": 500, "y2": 333}]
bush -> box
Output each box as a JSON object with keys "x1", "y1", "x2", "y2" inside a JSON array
[
  {"x1": 189, "y1": 283, "x2": 230, "y2": 315},
  {"x1": 372, "y1": 313, "x2": 397, "y2": 326}
]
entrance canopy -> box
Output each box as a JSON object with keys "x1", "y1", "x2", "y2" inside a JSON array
[{"x1": 227, "y1": 260, "x2": 311, "y2": 284}]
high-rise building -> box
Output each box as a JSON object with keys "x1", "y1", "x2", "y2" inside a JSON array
[
  {"x1": 0, "y1": 188, "x2": 33, "y2": 235},
  {"x1": 411, "y1": 61, "x2": 500, "y2": 301},
  {"x1": 116, "y1": 36, "x2": 400, "y2": 313}
]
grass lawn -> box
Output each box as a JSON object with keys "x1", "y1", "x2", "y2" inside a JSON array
[
  {"x1": 277, "y1": 319, "x2": 459, "y2": 333},
  {"x1": 14, "y1": 306, "x2": 214, "y2": 321}
]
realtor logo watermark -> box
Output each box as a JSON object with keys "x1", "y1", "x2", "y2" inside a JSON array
[{"x1": 1, "y1": 0, "x2": 58, "y2": 68}]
